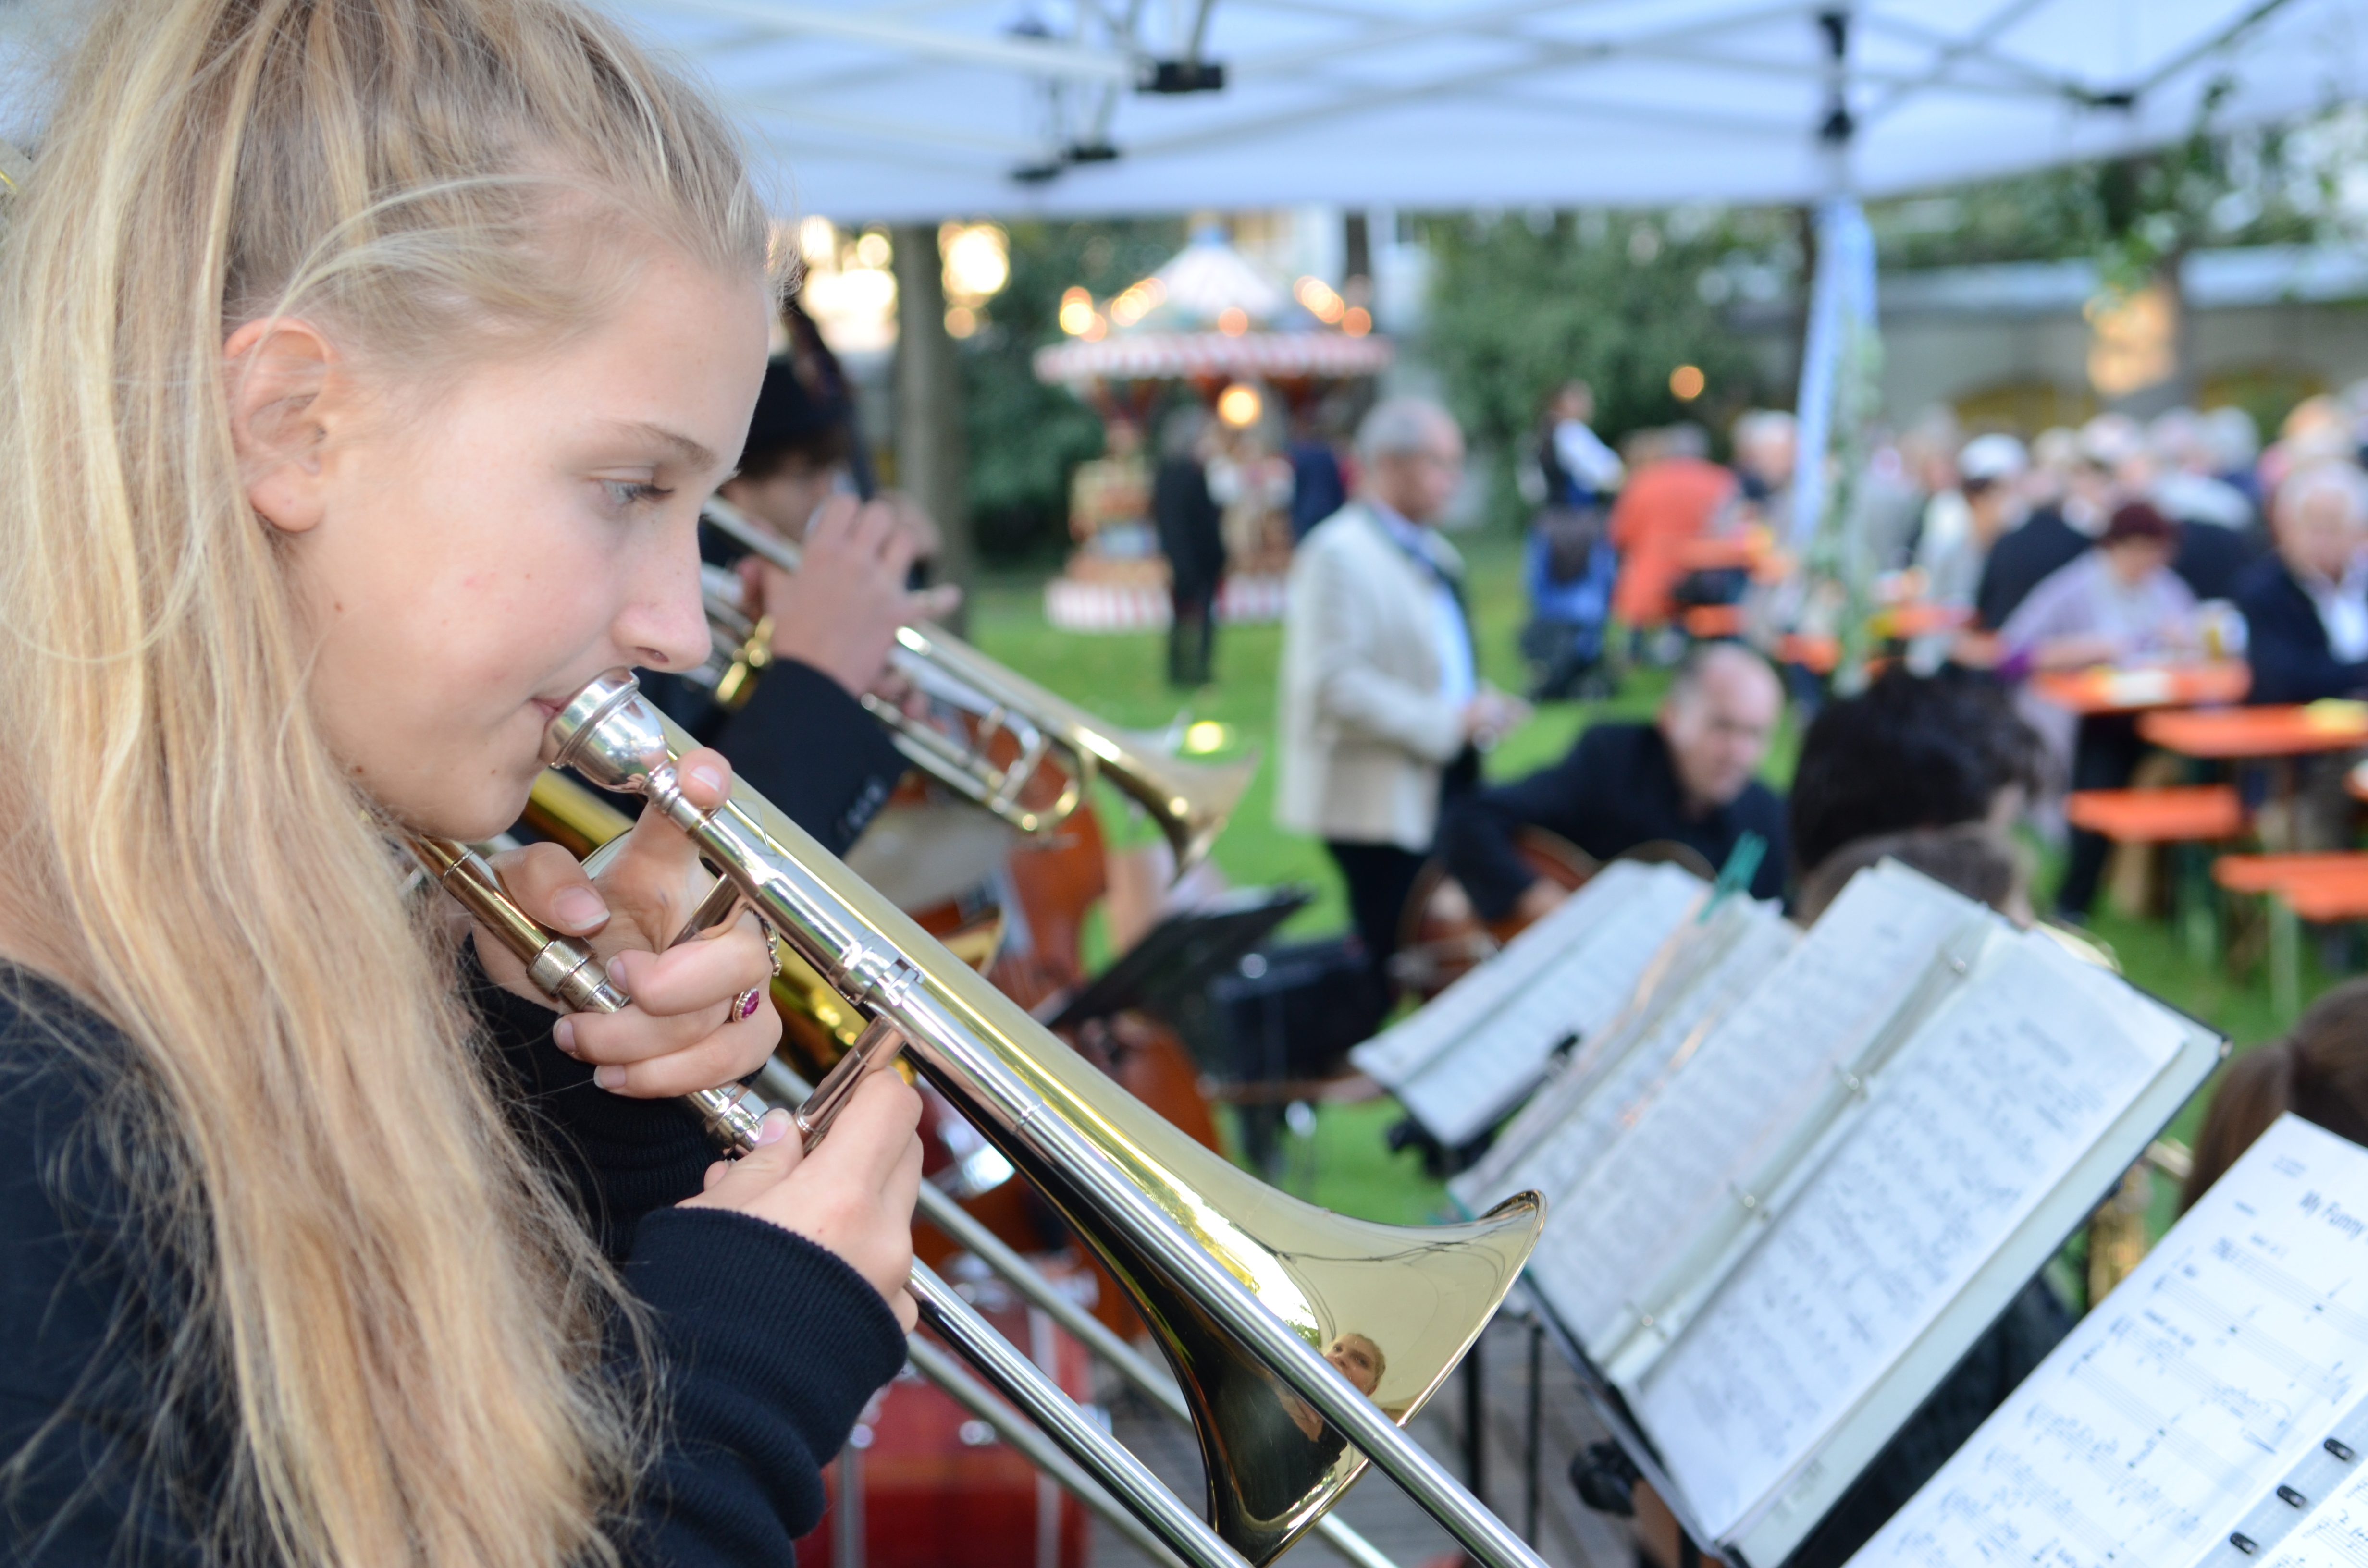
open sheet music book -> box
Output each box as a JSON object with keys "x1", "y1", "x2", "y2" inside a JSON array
[
  {"x1": 1449, "y1": 891, "x2": 1798, "y2": 1220},
  {"x1": 1476, "y1": 859, "x2": 2223, "y2": 1566},
  {"x1": 1518, "y1": 862, "x2": 2001, "y2": 1362},
  {"x1": 1852, "y1": 1115, "x2": 2368, "y2": 1568},
  {"x1": 1349, "y1": 859, "x2": 1707, "y2": 1147}
]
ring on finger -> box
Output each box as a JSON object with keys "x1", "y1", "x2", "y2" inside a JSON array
[{"x1": 730, "y1": 985, "x2": 765, "y2": 1022}]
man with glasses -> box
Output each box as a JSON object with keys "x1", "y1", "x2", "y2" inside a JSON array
[{"x1": 1438, "y1": 643, "x2": 1789, "y2": 922}]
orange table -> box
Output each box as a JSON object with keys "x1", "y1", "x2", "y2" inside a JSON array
[
  {"x1": 2213, "y1": 851, "x2": 2368, "y2": 1018},
  {"x1": 1871, "y1": 602, "x2": 1973, "y2": 639},
  {"x1": 1776, "y1": 632, "x2": 1839, "y2": 674},
  {"x1": 2139, "y1": 700, "x2": 2368, "y2": 758},
  {"x1": 2066, "y1": 785, "x2": 2245, "y2": 842},
  {"x1": 1673, "y1": 535, "x2": 1766, "y2": 573},
  {"x1": 1681, "y1": 604, "x2": 1744, "y2": 639},
  {"x1": 2034, "y1": 662, "x2": 2251, "y2": 718}
]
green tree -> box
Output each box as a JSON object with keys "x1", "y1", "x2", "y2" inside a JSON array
[
  {"x1": 960, "y1": 217, "x2": 1184, "y2": 564},
  {"x1": 1864, "y1": 103, "x2": 2330, "y2": 281},
  {"x1": 1421, "y1": 209, "x2": 1778, "y2": 533}
]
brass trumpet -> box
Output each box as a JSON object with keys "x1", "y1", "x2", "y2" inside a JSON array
[
  {"x1": 695, "y1": 500, "x2": 1256, "y2": 872},
  {"x1": 538, "y1": 670, "x2": 1548, "y2": 1568}
]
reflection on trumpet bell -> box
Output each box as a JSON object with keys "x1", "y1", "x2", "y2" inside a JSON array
[{"x1": 540, "y1": 671, "x2": 1547, "y2": 1566}]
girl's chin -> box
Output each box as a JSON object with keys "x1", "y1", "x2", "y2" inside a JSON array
[{"x1": 378, "y1": 752, "x2": 543, "y2": 844}]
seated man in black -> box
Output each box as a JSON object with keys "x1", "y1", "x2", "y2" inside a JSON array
[
  {"x1": 641, "y1": 353, "x2": 956, "y2": 855},
  {"x1": 1438, "y1": 643, "x2": 1788, "y2": 920},
  {"x1": 2234, "y1": 460, "x2": 2368, "y2": 705}
]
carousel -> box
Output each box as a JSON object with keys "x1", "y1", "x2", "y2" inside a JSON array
[{"x1": 1032, "y1": 228, "x2": 1394, "y2": 633}]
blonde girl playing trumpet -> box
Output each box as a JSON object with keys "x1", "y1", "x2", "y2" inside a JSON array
[{"x1": 0, "y1": 0, "x2": 925, "y2": 1562}]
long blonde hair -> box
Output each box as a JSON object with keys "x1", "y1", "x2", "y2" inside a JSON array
[{"x1": 0, "y1": 0, "x2": 770, "y2": 1561}]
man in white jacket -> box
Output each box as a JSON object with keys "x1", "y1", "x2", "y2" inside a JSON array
[{"x1": 1277, "y1": 397, "x2": 1525, "y2": 988}]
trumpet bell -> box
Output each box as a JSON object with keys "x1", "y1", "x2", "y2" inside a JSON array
[
  {"x1": 541, "y1": 676, "x2": 1545, "y2": 1564},
  {"x1": 1104, "y1": 736, "x2": 1259, "y2": 877},
  {"x1": 925, "y1": 1046, "x2": 1543, "y2": 1561}
]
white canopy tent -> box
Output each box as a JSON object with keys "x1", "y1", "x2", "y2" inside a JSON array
[{"x1": 614, "y1": 0, "x2": 2368, "y2": 222}]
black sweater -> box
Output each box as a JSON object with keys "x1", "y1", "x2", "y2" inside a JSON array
[
  {"x1": 1436, "y1": 722, "x2": 1789, "y2": 920},
  {"x1": 2234, "y1": 555, "x2": 2368, "y2": 706},
  {"x1": 1974, "y1": 508, "x2": 2090, "y2": 631},
  {"x1": 0, "y1": 962, "x2": 907, "y2": 1566}
]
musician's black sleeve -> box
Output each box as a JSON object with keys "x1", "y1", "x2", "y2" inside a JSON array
[
  {"x1": 465, "y1": 948, "x2": 721, "y2": 1262},
  {"x1": 1437, "y1": 734, "x2": 1602, "y2": 923},
  {"x1": 709, "y1": 657, "x2": 909, "y2": 856},
  {"x1": 621, "y1": 1208, "x2": 908, "y2": 1563}
]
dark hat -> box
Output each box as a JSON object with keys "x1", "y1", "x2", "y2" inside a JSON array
[
  {"x1": 739, "y1": 354, "x2": 852, "y2": 476},
  {"x1": 2100, "y1": 499, "x2": 2178, "y2": 548}
]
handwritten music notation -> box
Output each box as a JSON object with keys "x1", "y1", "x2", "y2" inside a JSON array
[
  {"x1": 1367, "y1": 860, "x2": 1705, "y2": 1147},
  {"x1": 1640, "y1": 935, "x2": 2183, "y2": 1540},
  {"x1": 1528, "y1": 864, "x2": 1989, "y2": 1357},
  {"x1": 1852, "y1": 1117, "x2": 2368, "y2": 1568},
  {"x1": 1461, "y1": 907, "x2": 1793, "y2": 1219}
]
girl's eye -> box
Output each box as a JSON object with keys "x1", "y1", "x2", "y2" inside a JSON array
[{"x1": 601, "y1": 479, "x2": 674, "y2": 509}]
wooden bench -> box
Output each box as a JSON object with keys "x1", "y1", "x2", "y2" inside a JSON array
[{"x1": 2213, "y1": 852, "x2": 2368, "y2": 1020}]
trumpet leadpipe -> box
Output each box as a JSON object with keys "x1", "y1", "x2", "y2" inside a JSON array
[{"x1": 699, "y1": 500, "x2": 1254, "y2": 870}]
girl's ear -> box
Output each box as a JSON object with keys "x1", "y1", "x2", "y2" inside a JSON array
[{"x1": 223, "y1": 318, "x2": 339, "y2": 536}]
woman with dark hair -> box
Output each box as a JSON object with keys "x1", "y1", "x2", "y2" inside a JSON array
[
  {"x1": 2002, "y1": 501, "x2": 2204, "y2": 919},
  {"x1": 2183, "y1": 981, "x2": 2368, "y2": 1210}
]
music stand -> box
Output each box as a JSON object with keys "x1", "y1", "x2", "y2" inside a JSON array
[{"x1": 1037, "y1": 885, "x2": 1310, "y2": 1032}]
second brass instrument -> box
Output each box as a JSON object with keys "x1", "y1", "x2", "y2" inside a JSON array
[{"x1": 695, "y1": 499, "x2": 1254, "y2": 872}]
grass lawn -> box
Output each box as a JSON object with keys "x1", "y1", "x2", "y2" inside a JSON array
[{"x1": 964, "y1": 530, "x2": 2349, "y2": 1232}]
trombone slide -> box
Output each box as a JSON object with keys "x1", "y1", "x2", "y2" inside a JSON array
[{"x1": 541, "y1": 671, "x2": 1548, "y2": 1568}]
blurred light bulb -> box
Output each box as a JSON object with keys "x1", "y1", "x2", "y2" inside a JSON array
[
  {"x1": 1670, "y1": 364, "x2": 1706, "y2": 400},
  {"x1": 943, "y1": 224, "x2": 1009, "y2": 301},
  {"x1": 1216, "y1": 383, "x2": 1262, "y2": 428},
  {"x1": 799, "y1": 216, "x2": 839, "y2": 268}
]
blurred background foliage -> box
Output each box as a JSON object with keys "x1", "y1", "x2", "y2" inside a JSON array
[
  {"x1": 962, "y1": 217, "x2": 1184, "y2": 564},
  {"x1": 1420, "y1": 208, "x2": 1782, "y2": 533}
]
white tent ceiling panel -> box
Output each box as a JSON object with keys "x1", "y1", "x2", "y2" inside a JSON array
[{"x1": 602, "y1": 0, "x2": 2368, "y2": 221}]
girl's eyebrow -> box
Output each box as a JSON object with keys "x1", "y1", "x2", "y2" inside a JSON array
[{"x1": 601, "y1": 419, "x2": 718, "y2": 473}]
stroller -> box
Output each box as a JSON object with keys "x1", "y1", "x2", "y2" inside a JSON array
[{"x1": 1520, "y1": 504, "x2": 1618, "y2": 701}]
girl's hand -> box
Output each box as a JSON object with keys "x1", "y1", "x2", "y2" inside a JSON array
[
  {"x1": 474, "y1": 748, "x2": 781, "y2": 1098},
  {"x1": 682, "y1": 1074, "x2": 925, "y2": 1331}
]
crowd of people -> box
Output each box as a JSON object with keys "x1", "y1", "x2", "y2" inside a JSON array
[
  {"x1": 1278, "y1": 390, "x2": 2368, "y2": 1560},
  {"x1": 1275, "y1": 380, "x2": 2368, "y2": 980},
  {"x1": 1278, "y1": 394, "x2": 2045, "y2": 997}
]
